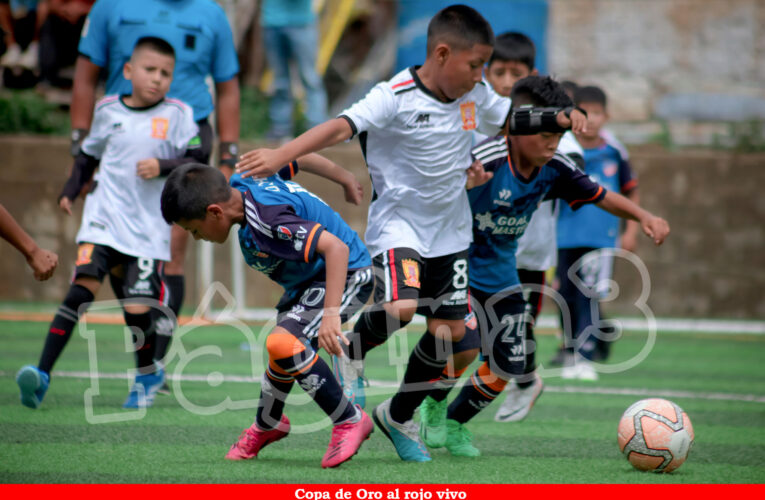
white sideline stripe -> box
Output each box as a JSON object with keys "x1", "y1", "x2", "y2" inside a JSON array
[
  {"x1": 213, "y1": 309, "x2": 765, "y2": 335},
  {"x1": 4, "y1": 370, "x2": 764, "y2": 404}
]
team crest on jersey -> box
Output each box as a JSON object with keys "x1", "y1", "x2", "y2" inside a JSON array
[
  {"x1": 151, "y1": 117, "x2": 169, "y2": 139},
  {"x1": 401, "y1": 258, "x2": 421, "y2": 288},
  {"x1": 460, "y1": 101, "x2": 477, "y2": 130},
  {"x1": 603, "y1": 162, "x2": 618, "y2": 177},
  {"x1": 75, "y1": 243, "x2": 95, "y2": 266},
  {"x1": 276, "y1": 225, "x2": 293, "y2": 240}
]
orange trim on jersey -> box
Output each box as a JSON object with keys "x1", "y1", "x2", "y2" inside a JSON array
[
  {"x1": 505, "y1": 137, "x2": 517, "y2": 178},
  {"x1": 569, "y1": 186, "x2": 604, "y2": 208},
  {"x1": 391, "y1": 79, "x2": 415, "y2": 89},
  {"x1": 477, "y1": 362, "x2": 509, "y2": 393},
  {"x1": 621, "y1": 178, "x2": 638, "y2": 193},
  {"x1": 304, "y1": 224, "x2": 321, "y2": 263}
]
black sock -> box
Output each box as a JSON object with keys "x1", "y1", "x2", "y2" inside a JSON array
[
  {"x1": 429, "y1": 365, "x2": 468, "y2": 403},
  {"x1": 152, "y1": 309, "x2": 175, "y2": 364},
  {"x1": 271, "y1": 341, "x2": 356, "y2": 425},
  {"x1": 351, "y1": 307, "x2": 410, "y2": 360},
  {"x1": 389, "y1": 332, "x2": 452, "y2": 423},
  {"x1": 517, "y1": 322, "x2": 537, "y2": 389},
  {"x1": 447, "y1": 362, "x2": 508, "y2": 424},
  {"x1": 38, "y1": 284, "x2": 94, "y2": 374},
  {"x1": 124, "y1": 311, "x2": 156, "y2": 374},
  {"x1": 164, "y1": 274, "x2": 185, "y2": 317},
  {"x1": 256, "y1": 367, "x2": 295, "y2": 430}
]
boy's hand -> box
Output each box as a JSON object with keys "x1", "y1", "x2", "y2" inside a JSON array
[
  {"x1": 59, "y1": 197, "x2": 73, "y2": 216},
  {"x1": 136, "y1": 158, "x2": 160, "y2": 179},
  {"x1": 27, "y1": 247, "x2": 58, "y2": 281},
  {"x1": 317, "y1": 313, "x2": 347, "y2": 356},
  {"x1": 466, "y1": 159, "x2": 493, "y2": 189},
  {"x1": 343, "y1": 176, "x2": 364, "y2": 205},
  {"x1": 557, "y1": 109, "x2": 588, "y2": 134},
  {"x1": 641, "y1": 216, "x2": 670, "y2": 245},
  {"x1": 236, "y1": 148, "x2": 283, "y2": 179}
]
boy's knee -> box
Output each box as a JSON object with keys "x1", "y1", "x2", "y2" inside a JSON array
[
  {"x1": 429, "y1": 318, "x2": 466, "y2": 342},
  {"x1": 123, "y1": 303, "x2": 150, "y2": 315},
  {"x1": 266, "y1": 331, "x2": 306, "y2": 361},
  {"x1": 383, "y1": 299, "x2": 418, "y2": 324}
]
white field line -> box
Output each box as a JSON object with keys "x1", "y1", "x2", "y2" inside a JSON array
[
  {"x1": 4, "y1": 369, "x2": 764, "y2": 404},
  {"x1": 216, "y1": 309, "x2": 765, "y2": 335}
]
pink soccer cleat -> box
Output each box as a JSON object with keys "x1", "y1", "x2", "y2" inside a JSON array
[
  {"x1": 225, "y1": 415, "x2": 290, "y2": 460},
  {"x1": 321, "y1": 407, "x2": 374, "y2": 468}
]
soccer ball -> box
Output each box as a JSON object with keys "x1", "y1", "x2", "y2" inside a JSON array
[{"x1": 617, "y1": 398, "x2": 694, "y2": 472}]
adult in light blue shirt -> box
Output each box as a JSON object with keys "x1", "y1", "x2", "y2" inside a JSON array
[{"x1": 262, "y1": 0, "x2": 327, "y2": 140}]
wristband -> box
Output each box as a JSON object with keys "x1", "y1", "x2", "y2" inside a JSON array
[{"x1": 219, "y1": 141, "x2": 239, "y2": 159}]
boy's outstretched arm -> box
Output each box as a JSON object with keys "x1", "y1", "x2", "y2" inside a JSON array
[
  {"x1": 314, "y1": 231, "x2": 350, "y2": 357},
  {"x1": 236, "y1": 118, "x2": 353, "y2": 179},
  {"x1": 0, "y1": 204, "x2": 58, "y2": 281},
  {"x1": 296, "y1": 153, "x2": 364, "y2": 205},
  {"x1": 596, "y1": 191, "x2": 670, "y2": 245}
]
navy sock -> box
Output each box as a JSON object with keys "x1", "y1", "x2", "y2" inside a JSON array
[
  {"x1": 389, "y1": 332, "x2": 452, "y2": 423},
  {"x1": 429, "y1": 365, "x2": 468, "y2": 403},
  {"x1": 256, "y1": 367, "x2": 295, "y2": 430},
  {"x1": 447, "y1": 363, "x2": 508, "y2": 424},
  {"x1": 292, "y1": 356, "x2": 357, "y2": 424},
  {"x1": 153, "y1": 274, "x2": 184, "y2": 362},
  {"x1": 38, "y1": 284, "x2": 94, "y2": 374}
]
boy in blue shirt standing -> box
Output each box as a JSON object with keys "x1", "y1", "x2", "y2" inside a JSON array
[
  {"x1": 160, "y1": 162, "x2": 374, "y2": 468},
  {"x1": 555, "y1": 85, "x2": 640, "y2": 379}
]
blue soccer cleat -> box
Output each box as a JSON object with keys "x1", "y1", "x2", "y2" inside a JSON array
[
  {"x1": 16, "y1": 365, "x2": 50, "y2": 409},
  {"x1": 123, "y1": 369, "x2": 165, "y2": 409},
  {"x1": 332, "y1": 353, "x2": 366, "y2": 408},
  {"x1": 372, "y1": 397, "x2": 431, "y2": 462}
]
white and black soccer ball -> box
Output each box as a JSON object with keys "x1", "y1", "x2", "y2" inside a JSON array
[{"x1": 617, "y1": 398, "x2": 694, "y2": 472}]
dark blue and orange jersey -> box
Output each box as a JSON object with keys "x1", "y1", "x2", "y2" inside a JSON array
[
  {"x1": 557, "y1": 140, "x2": 637, "y2": 249},
  {"x1": 230, "y1": 167, "x2": 371, "y2": 301},
  {"x1": 468, "y1": 136, "x2": 605, "y2": 293}
]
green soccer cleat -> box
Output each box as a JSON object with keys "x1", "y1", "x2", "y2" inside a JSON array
[
  {"x1": 445, "y1": 419, "x2": 481, "y2": 457},
  {"x1": 419, "y1": 395, "x2": 448, "y2": 448}
]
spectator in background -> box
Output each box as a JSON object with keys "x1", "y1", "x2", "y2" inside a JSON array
[
  {"x1": 70, "y1": 0, "x2": 241, "y2": 382},
  {"x1": 0, "y1": 0, "x2": 41, "y2": 74},
  {"x1": 262, "y1": 0, "x2": 327, "y2": 142},
  {"x1": 37, "y1": 0, "x2": 93, "y2": 91}
]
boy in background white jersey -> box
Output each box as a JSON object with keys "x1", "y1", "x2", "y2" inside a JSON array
[
  {"x1": 235, "y1": 5, "x2": 585, "y2": 462},
  {"x1": 16, "y1": 36, "x2": 203, "y2": 410}
]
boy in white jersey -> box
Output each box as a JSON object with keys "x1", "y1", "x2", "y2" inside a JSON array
[
  {"x1": 16, "y1": 37, "x2": 203, "y2": 410},
  {"x1": 235, "y1": 5, "x2": 585, "y2": 462}
]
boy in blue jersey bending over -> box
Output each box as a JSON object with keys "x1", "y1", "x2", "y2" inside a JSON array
[
  {"x1": 161, "y1": 161, "x2": 373, "y2": 469},
  {"x1": 422, "y1": 76, "x2": 669, "y2": 457}
]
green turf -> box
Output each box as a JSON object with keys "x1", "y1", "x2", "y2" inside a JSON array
[{"x1": 1, "y1": 319, "x2": 764, "y2": 483}]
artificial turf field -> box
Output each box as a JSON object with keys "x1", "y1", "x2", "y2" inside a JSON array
[{"x1": 1, "y1": 315, "x2": 764, "y2": 484}]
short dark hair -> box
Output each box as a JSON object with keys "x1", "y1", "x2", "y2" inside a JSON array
[
  {"x1": 510, "y1": 76, "x2": 573, "y2": 109},
  {"x1": 161, "y1": 164, "x2": 231, "y2": 224},
  {"x1": 426, "y1": 4, "x2": 494, "y2": 54},
  {"x1": 561, "y1": 80, "x2": 579, "y2": 98},
  {"x1": 574, "y1": 85, "x2": 607, "y2": 108},
  {"x1": 133, "y1": 36, "x2": 176, "y2": 59},
  {"x1": 489, "y1": 32, "x2": 535, "y2": 69}
]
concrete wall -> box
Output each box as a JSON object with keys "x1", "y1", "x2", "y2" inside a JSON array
[
  {"x1": 548, "y1": 0, "x2": 765, "y2": 147},
  {"x1": 1, "y1": 135, "x2": 762, "y2": 319}
]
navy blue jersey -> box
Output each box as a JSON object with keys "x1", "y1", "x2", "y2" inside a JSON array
[
  {"x1": 230, "y1": 170, "x2": 371, "y2": 300},
  {"x1": 468, "y1": 136, "x2": 606, "y2": 293},
  {"x1": 557, "y1": 141, "x2": 637, "y2": 249}
]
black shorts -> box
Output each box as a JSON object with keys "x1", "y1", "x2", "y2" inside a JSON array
[
  {"x1": 74, "y1": 242, "x2": 166, "y2": 302},
  {"x1": 275, "y1": 267, "x2": 374, "y2": 342},
  {"x1": 371, "y1": 248, "x2": 469, "y2": 320},
  {"x1": 469, "y1": 286, "x2": 533, "y2": 377}
]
